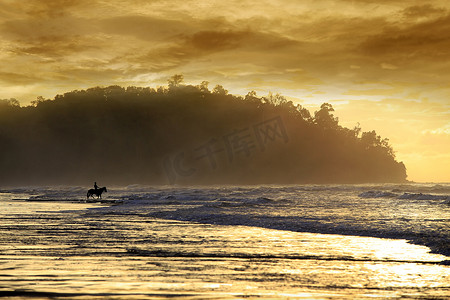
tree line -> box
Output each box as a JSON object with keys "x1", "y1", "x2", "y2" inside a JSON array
[{"x1": 0, "y1": 76, "x2": 407, "y2": 185}]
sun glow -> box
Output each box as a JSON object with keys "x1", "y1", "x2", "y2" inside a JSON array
[{"x1": 0, "y1": 0, "x2": 449, "y2": 181}]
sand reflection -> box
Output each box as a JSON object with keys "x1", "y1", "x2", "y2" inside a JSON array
[{"x1": 0, "y1": 200, "x2": 448, "y2": 298}]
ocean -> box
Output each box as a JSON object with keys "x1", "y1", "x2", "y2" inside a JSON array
[{"x1": 0, "y1": 184, "x2": 449, "y2": 299}]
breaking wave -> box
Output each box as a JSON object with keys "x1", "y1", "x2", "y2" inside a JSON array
[
  {"x1": 2, "y1": 183, "x2": 449, "y2": 257},
  {"x1": 359, "y1": 191, "x2": 449, "y2": 201}
]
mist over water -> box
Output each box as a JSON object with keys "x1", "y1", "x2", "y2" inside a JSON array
[{"x1": 0, "y1": 183, "x2": 449, "y2": 298}]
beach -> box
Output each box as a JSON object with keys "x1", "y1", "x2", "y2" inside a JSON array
[{"x1": 0, "y1": 185, "x2": 449, "y2": 299}]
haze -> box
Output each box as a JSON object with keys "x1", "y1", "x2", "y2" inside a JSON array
[{"x1": 0, "y1": 0, "x2": 449, "y2": 182}]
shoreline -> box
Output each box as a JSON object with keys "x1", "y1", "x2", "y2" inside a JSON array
[
  {"x1": 1, "y1": 199, "x2": 449, "y2": 298},
  {"x1": 8, "y1": 197, "x2": 450, "y2": 260},
  {"x1": 146, "y1": 209, "x2": 450, "y2": 260}
]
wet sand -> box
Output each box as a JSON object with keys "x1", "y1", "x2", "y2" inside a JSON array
[{"x1": 0, "y1": 200, "x2": 449, "y2": 299}]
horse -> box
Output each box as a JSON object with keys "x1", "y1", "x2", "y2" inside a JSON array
[{"x1": 87, "y1": 187, "x2": 107, "y2": 199}]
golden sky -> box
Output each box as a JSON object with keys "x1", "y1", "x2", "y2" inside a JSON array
[{"x1": 1, "y1": 0, "x2": 449, "y2": 182}]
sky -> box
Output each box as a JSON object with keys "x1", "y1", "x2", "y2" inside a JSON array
[{"x1": 0, "y1": 0, "x2": 449, "y2": 182}]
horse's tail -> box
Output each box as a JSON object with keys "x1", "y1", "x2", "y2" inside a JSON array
[{"x1": 87, "y1": 191, "x2": 90, "y2": 199}]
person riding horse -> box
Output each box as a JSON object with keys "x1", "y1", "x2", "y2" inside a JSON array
[{"x1": 87, "y1": 183, "x2": 107, "y2": 199}]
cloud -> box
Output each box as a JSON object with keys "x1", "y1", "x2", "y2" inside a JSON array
[
  {"x1": 344, "y1": 87, "x2": 404, "y2": 96},
  {"x1": 100, "y1": 15, "x2": 198, "y2": 41},
  {"x1": 21, "y1": 0, "x2": 87, "y2": 18},
  {"x1": 0, "y1": 71, "x2": 43, "y2": 85},
  {"x1": 422, "y1": 124, "x2": 450, "y2": 135},
  {"x1": 360, "y1": 13, "x2": 450, "y2": 61},
  {"x1": 2, "y1": 0, "x2": 447, "y2": 92},
  {"x1": 340, "y1": 0, "x2": 433, "y2": 4},
  {"x1": 188, "y1": 30, "x2": 250, "y2": 51},
  {"x1": 381, "y1": 63, "x2": 398, "y2": 70},
  {"x1": 10, "y1": 35, "x2": 102, "y2": 59},
  {"x1": 6, "y1": 16, "x2": 92, "y2": 37},
  {"x1": 402, "y1": 4, "x2": 446, "y2": 19},
  {"x1": 131, "y1": 27, "x2": 301, "y2": 74}
]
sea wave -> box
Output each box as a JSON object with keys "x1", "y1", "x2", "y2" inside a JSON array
[
  {"x1": 397, "y1": 193, "x2": 450, "y2": 201},
  {"x1": 358, "y1": 190, "x2": 449, "y2": 201},
  {"x1": 358, "y1": 191, "x2": 398, "y2": 198},
  {"x1": 2, "y1": 184, "x2": 449, "y2": 257}
]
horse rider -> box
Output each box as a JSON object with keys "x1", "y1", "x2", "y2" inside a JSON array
[{"x1": 94, "y1": 182, "x2": 98, "y2": 191}]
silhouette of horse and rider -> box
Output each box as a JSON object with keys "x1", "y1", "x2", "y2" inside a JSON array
[{"x1": 87, "y1": 181, "x2": 107, "y2": 199}]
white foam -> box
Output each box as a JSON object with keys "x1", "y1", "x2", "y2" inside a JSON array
[
  {"x1": 358, "y1": 191, "x2": 397, "y2": 198},
  {"x1": 397, "y1": 192, "x2": 449, "y2": 201}
]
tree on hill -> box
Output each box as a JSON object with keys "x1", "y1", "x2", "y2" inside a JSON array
[{"x1": 0, "y1": 79, "x2": 407, "y2": 185}]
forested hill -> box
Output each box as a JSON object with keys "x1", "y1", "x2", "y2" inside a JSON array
[{"x1": 0, "y1": 79, "x2": 407, "y2": 185}]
